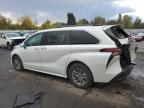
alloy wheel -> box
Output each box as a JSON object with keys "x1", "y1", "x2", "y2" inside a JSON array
[{"x1": 71, "y1": 67, "x2": 88, "y2": 86}]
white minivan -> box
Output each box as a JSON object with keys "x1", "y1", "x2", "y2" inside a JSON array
[{"x1": 11, "y1": 25, "x2": 136, "y2": 88}]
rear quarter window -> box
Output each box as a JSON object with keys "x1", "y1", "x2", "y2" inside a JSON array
[{"x1": 70, "y1": 30, "x2": 99, "y2": 44}]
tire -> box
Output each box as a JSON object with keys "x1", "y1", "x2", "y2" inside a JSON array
[
  {"x1": 68, "y1": 63, "x2": 94, "y2": 89},
  {"x1": 12, "y1": 56, "x2": 24, "y2": 71},
  {"x1": 7, "y1": 43, "x2": 12, "y2": 50}
]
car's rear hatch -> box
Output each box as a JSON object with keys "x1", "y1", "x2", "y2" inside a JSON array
[{"x1": 103, "y1": 25, "x2": 136, "y2": 68}]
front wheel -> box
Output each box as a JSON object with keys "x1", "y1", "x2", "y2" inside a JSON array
[
  {"x1": 12, "y1": 56, "x2": 24, "y2": 71},
  {"x1": 7, "y1": 43, "x2": 12, "y2": 50},
  {"x1": 68, "y1": 63, "x2": 94, "y2": 89}
]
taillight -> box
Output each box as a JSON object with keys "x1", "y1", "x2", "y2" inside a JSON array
[{"x1": 100, "y1": 48, "x2": 122, "y2": 56}]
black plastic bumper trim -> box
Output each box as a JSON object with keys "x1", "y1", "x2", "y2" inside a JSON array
[{"x1": 111, "y1": 64, "x2": 134, "y2": 82}]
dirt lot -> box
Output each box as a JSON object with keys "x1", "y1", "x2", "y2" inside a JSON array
[{"x1": 0, "y1": 48, "x2": 144, "y2": 108}]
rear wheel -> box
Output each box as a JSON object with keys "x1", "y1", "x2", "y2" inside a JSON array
[
  {"x1": 68, "y1": 63, "x2": 94, "y2": 89},
  {"x1": 12, "y1": 56, "x2": 24, "y2": 71}
]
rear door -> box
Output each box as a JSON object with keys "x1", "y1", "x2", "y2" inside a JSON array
[
  {"x1": 112, "y1": 27, "x2": 136, "y2": 61},
  {"x1": 40, "y1": 30, "x2": 70, "y2": 76},
  {"x1": 104, "y1": 26, "x2": 136, "y2": 62},
  {"x1": 118, "y1": 38, "x2": 136, "y2": 61}
]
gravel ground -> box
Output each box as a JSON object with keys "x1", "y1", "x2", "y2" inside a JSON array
[{"x1": 0, "y1": 48, "x2": 144, "y2": 108}]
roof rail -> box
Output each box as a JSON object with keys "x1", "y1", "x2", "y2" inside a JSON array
[
  {"x1": 57, "y1": 24, "x2": 103, "y2": 28},
  {"x1": 92, "y1": 24, "x2": 102, "y2": 26}
]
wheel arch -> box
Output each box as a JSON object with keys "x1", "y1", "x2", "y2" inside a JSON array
[
  {"x1": 12, "y1": 53, "x2": 24, "y2": 71},
  {"x1": 7, "y1": 41, "x2": 10, "y2": 45},
  {"x1": 66, "y1": 60, "x2": 93, "y2": 79},
  {"x1": 12, "y1": 54, "x2": 21, "y2": 63}
]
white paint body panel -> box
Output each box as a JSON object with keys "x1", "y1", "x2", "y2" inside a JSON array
[
  {"x1": 18, "y1": 46, "x2": 41, "y2": 70},
  {"x1": 40, "y1": 45, "x2": 70, "y2": 76}
]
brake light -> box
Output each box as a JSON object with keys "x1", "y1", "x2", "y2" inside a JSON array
[{"x1": 100, "y1": 48, "x2": 122, "y2": 56}]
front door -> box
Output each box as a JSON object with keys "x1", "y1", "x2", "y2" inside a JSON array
[
  {"x1": 1, "y1": 34, "x2": 7, "y2": 47},
  {"x1": 20, "y1": 33, "x2": 43, "y2": 70}
]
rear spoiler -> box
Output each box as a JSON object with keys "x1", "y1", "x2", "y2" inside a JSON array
[{"x1": 102, "y1": 24, "x2": 124, "y2": 31}]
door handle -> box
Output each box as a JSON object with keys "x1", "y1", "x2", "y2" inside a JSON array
[
  {"x1": 34, "y1": 48, "x2": 40, "y2": 50},
  {"x1": 41, "y1": 47, "x2": 47, "y2": 50}
]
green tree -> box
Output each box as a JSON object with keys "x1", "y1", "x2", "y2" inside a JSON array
[
  {"x1": 123, "y1": 15, "x2": 133, "y2": 29},
  {"x1": 67, "y1": 12, "x2": 76, "y2": 25},
  {"x1": 20, "y1": 16, "x2": 35, "y2": 30},
  {"x1": 0, "y1": 15, "x2": 6, "y2": 29},
  {"x1": 106, "y1": 20, "x2": 118, "y2": 25},
  {"x1": 11, "y1": 23, "x2": 21, "y2": 30},
  {"x1": 6, "y1": 19, "x2": 12, "y2": 29},
  {"x1": 92, "y1": 16, "x2": 105, "y2": 25},
  {"x1": 133, "y1": 17, "x2": 142, "y2": 29},
  {"x1": 141, "y1": 23, "x2": 144, "y2": 28},
  {"x1": 77, "y1": 18, "x2": 89, "y2": 25},
  {"x1": 41, "y1": 20, "x2": 51, "y2": 29},
  {"x1": 117, "y1": 13, "x2": 122, "y2": 24},
  {"x1": 0, "y1": 14, "x2": 12, "y2": 30},
  {"x1": 52, "y1": 22, "x2": 66, "y2": 27}
]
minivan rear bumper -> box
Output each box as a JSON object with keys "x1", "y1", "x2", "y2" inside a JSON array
[{"x1": 111, "y1": 64, "x2": 134, "y2": 81}]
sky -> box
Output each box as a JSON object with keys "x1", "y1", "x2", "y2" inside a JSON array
[{"x1": 0, "y1": 0, "x2": 144, "y2": 24}]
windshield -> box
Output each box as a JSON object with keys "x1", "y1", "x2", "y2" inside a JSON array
[{"x1": 6, "y1": 33, "x2": 21, "y2": 38}]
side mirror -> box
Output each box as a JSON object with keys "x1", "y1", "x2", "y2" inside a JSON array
[
  {"x1": 20, "y1": 42, "x2": 27, "y2": 49},
  {"x1": 23, "y1": 43, "x2": 27, "y2": 49}
]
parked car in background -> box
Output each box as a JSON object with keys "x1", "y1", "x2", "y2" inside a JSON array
[
  {"x1": 17, "y1": 31, "x2": 26, "y2": 36},
  {"x1": 133, "y1": 32, "x2": 144, "y2": 52},
  {"x1": 22, "y1": 32, "x2": 30, "y2": 38},
  {"x1": 11, "y1": 25, "x2": 136, "y2": 88},
  {"x1": 130, "y1": 32, "x2": 144, "y2": 42},
  {"x1": 0, "y1": 32, "x2": 26, "y2": 50},
  {"x1": 17, "y1": 31, "x2": 37, "y2": 38}
]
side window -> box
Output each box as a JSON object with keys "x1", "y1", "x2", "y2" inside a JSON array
[
  {"x1": 26, "y1": 33, "x2": 43, "y2": 46},
  {"x1": 70, "y1": 30, "x2": 99, "y2": 44},
  {"x1": 42, "y1": 31, "x2": 70, "y2": 45}
]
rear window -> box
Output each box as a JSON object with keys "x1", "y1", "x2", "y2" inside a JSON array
[{"x1": 105, "y1": 27, "x2": 129, "y2": 39}]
